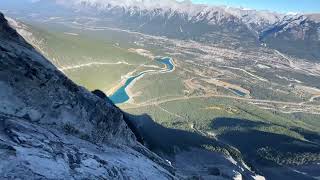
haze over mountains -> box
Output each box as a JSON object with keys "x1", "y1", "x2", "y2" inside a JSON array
[{"x1": 20, "y1": 0, "x2": 319, "y2": 61}]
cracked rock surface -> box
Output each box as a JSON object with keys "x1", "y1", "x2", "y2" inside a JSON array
[{"x1": 0, "y1": 12, "x2": 175, "y2": 180}]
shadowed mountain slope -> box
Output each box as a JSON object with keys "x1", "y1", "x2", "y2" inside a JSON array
[{"x1": 0, "y1": 12, "x2": 176, "y2": 180}]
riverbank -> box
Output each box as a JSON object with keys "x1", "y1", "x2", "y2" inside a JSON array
[{"x1": 109, "y1": 57, "x2": 175, "y2": 104}]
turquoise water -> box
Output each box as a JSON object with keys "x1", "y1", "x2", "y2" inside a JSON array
[
  {"x1": 159, "y1": 57, "x2": 174, "y2": 71},
  {"x1": 228, "y1": 88, "x2": 246, "y2": 97},
  {"x1": 109, "y1": 57, "x2": 174, "y2": 104}
]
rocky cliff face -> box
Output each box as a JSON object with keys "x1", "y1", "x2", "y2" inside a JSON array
[{"x1": 0, "y1": 12, "x2": 175, "y2": 179}]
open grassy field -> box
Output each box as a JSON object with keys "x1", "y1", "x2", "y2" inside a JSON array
[
  {"x1": 125, "y1": 97, "x2": 320, "y2": 133},
  {"x1": 26, "y1": 22, "x2": 153, "y2": 93},
  {"x1": 130, "y1": 70, "x2": 186, "y2": 103},
  {"x1": 63, "y1": 64, "x2": 133, "y2": 91}
]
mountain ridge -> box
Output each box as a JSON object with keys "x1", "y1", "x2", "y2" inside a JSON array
[
  {"x1": 54, "y1": 0, "x2": 319, "y2": 61},
  {"x1": 0, "y1": 12, "x2": 176, "y2": 179}
]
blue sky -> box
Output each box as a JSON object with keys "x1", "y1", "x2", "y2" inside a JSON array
[{"x1": 190, "y1": 0, "x2": 320, "y2": 13}]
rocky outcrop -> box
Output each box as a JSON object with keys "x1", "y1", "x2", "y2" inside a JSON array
[{"x1": 0, "y1": 12, "x2": 175, "y2": 179}]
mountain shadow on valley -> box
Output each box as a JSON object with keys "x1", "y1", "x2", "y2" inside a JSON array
[
  {"x1": 210, "y1": 118, "x2": 320, "y2": 156},
  {"x1": 124, "y1": 113, "x2": 221, "y2": 155},
  {"x1": 211, "y1": 117, "x2": 320, "y2": 180}
]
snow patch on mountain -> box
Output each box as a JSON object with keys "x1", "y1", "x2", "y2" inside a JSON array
[
  {"x1": 54, "y1": 0, "x2": 312, "y2": 37},
  {"x1": 64, "y1": 0, "x2": 288, "y2": 25}
]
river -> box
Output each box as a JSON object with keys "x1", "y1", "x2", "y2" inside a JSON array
[{"x1": 110, "y1": 57, "x2": 174, "y2": 104}]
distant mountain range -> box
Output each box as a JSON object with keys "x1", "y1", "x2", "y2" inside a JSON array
[
  {"x1": 62, "y1": 0, "x2": 319, "y2": 61},
  {"x1": 1, "y1": 0, "x2": 319, "y2": 60}
]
